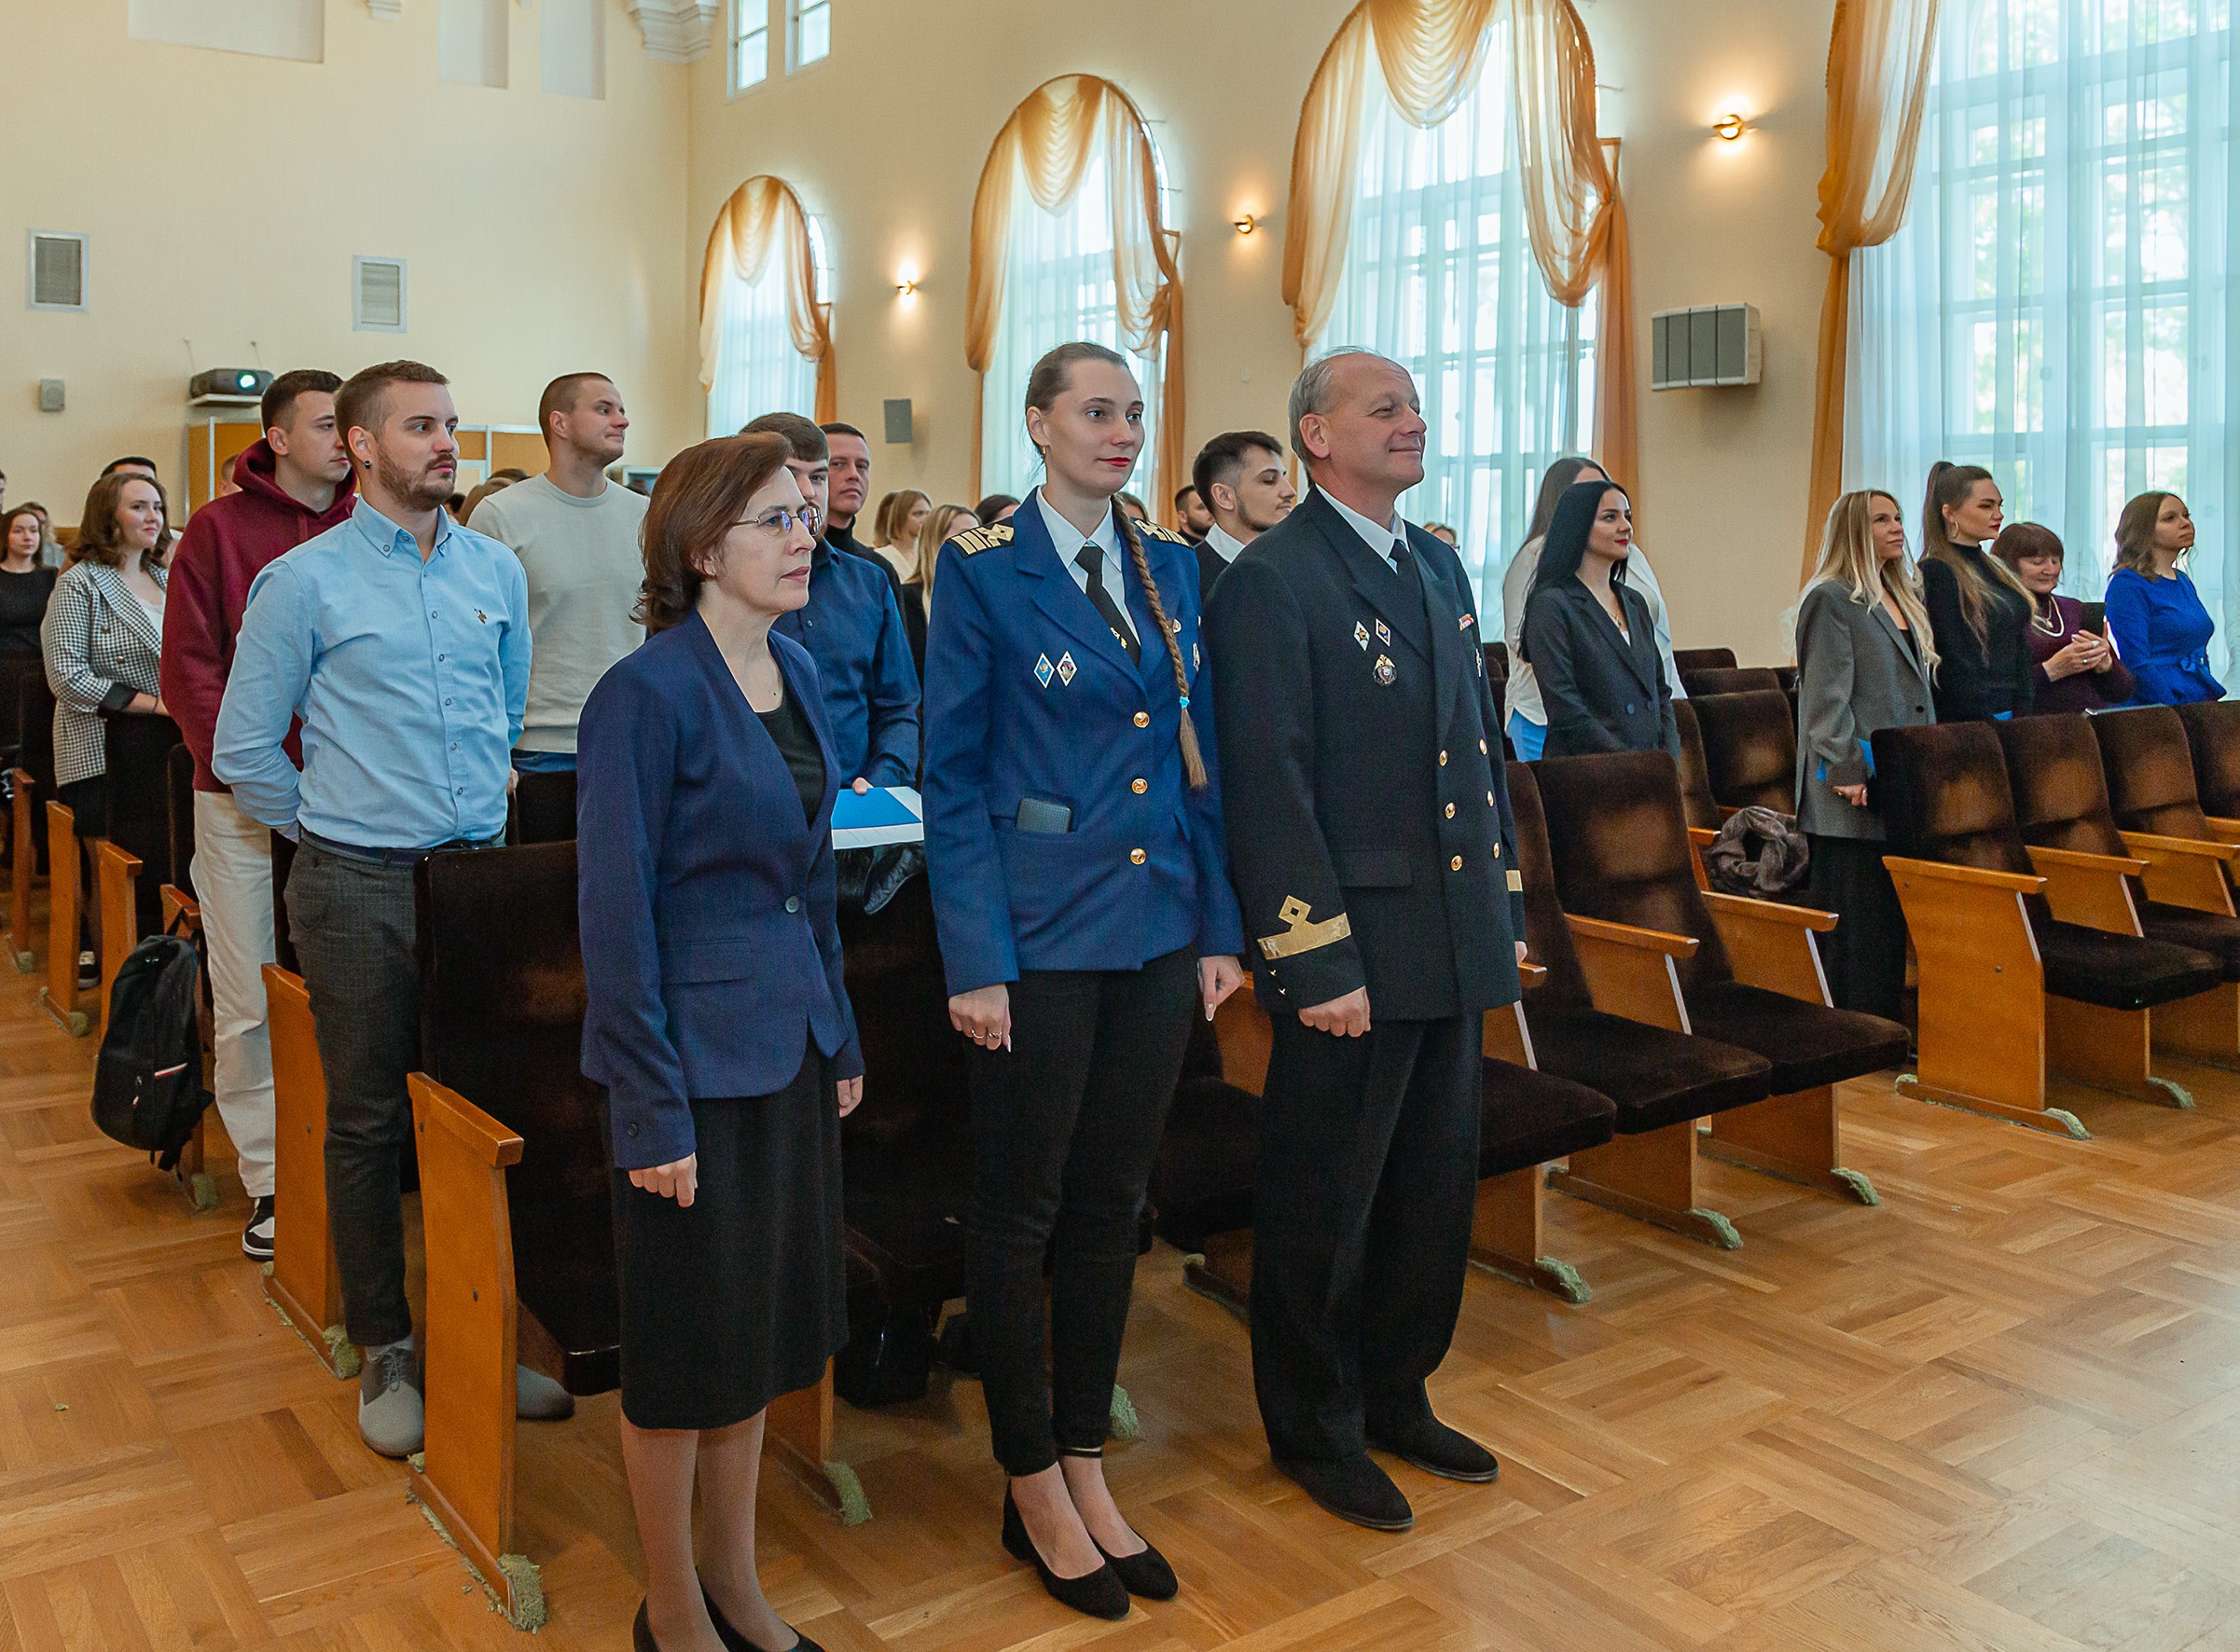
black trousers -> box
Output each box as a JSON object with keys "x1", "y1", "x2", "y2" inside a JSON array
[
  {"x1": 1251, "y1": 1011, "x2": 1479, "y2": 1463},
  {"x1": 966, "y1": 945, "x2": 1198, "y2": 1477},
  {"x1": 1808, "y1": 833, "x2": 1908, "y2": 1023}
]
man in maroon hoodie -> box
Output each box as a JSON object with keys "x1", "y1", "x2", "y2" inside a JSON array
[{"x1": 161, "y1": 369, "x2": 353, "y2": 1261}]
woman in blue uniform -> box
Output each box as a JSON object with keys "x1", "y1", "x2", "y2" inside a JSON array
[{"x1": 923, "y1": 341, "x2": 1245, "y2": 1618}]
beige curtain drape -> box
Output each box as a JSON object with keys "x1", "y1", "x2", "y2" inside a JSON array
[
  {"x1": 964, "y1": 74, "x2": 1185, "y2": 519},
  {"x1": 1283, "y1": 0, "x2": 1637, "y2": 492},
  {"x1": 698, "y1": 174, "x2": 836, "y2": 423},
  {"x1": 1803, "y1": 0, "x2": 1941, "y2": 576}
]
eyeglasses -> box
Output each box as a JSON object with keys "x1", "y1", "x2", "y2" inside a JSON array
[{"x1": 737, "y1": 505, "x2": 823, "y2": 537}]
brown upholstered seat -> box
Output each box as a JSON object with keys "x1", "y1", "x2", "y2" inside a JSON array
[
  {"x1": 2092, "y1": 705, "x2": 2220, "y2": 840},
  {"x1": 1689, "y1": 690, "x2": 1799, "y2": 816},
  {"x1": 1670, "y1": 701, "x2": 1721, "y2": 832},
  {"x1": 1672, "y1": 647, "x2": 1737, "y2": 676},
  {"x1": 507, "y1": 769, "x2": 577, "y2": 846},
  {"x1": 165, "y1": 744, "x2": 196, "y2": 903},
  {"x1": 2177, "y1": 700, "x2": 2240, "y2": 817},
  {"x1": 1680, "y1": 666, "x2": 1783, "y2": 698}
]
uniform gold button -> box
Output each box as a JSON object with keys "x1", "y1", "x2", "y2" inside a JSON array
[
  {"x1": 1131, "y1": 778, "x2": 1148, "y2": 794},
  {"x1": 1439, "y1": 750, "x2": 1448, "y2": 765},
  {"x1": 1450, "y1": 856, "x2": 1463, "y2": 872},
  {"x1": 1486, "y1": 791, "x2": 1495, "y2": 805},
  {"x1": 1130, "y1": 848, "x2": 1147, "y2": 865},
  {"x1": 1445, "y1": 803, "x2": 1456, "y2": 818},
  {"x1": 1133, "y1": 711, "x2": 1150, "y2": 727},
  {"x1": 1480, "y1": 738, "x2": 1488, "y2": 754}
]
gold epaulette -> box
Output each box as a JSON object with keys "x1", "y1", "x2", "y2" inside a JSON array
[
  {"x1": 1139, "y1": 522, "x2": 1192, "y2": 545},
  {"x1": 952, "y1": 522, "x2": 1015, "y2": 557}
]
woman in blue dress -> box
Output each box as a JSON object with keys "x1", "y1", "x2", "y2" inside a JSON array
[{"x1": 2105, "y1": 491, "x2": 2223, "y2": 706}]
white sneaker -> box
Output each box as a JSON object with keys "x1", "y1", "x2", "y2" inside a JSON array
[
  {"x1": 516, "y1": 1365, "x2": 575, "y2": 1421},
  {"x1": 358, "y1": 1341, "x2": 424, "y2": 1457}
]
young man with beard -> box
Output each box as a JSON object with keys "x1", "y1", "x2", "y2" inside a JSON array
[
  {"x1": 1190, "y1": 430, "x2": 1298, "y2": 601},
  {"x1": 214, "y1": 360, "x2": 569, "y2": 1458},
  {"x1": 161, "y1": 368, "x2": 355, "y2": 1261},
  {"x1": 744, "y1": 412, "x2": 920, "y2": 789},
  {"x1": 468, "y1": 372, "x2": 645, "y2": 774},
  {"x1": 1173, "y1": 483, "x2": 1215, "y2": 542}
]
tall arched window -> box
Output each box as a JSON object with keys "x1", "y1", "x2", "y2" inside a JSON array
[
  {"x1": 1287, "y1": 0, "x2": 1635, "y2": 625},
  {"x1": 699, "y1": 175, "x2": 834, "y2": 436},
  {"x1": 1849, "y1": 0, "x2": 2236, "y2": 664},
  {"x1": 967, "y1": 76, "x2": 1185, "y2": 516}
]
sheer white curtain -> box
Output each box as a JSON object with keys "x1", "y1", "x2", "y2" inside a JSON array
[
  {"x1": 1316, "y1": 18, "x2": 1596, "y2": 623},
  {"x1": 978, "y1": 153, "x2": 1164, "y2": 502},
  {"x1": 706, "y1": 239, "x2": 821, "y2": 437},
  {"x1": 1850, "y1": 0, "x2": 2235, "y2": 670}
]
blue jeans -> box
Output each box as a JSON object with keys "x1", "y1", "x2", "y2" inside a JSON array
[
  {"x1": 510, "y1": 748, "x2": 577, "y2": 774},
  {"x1": 1507, "y1": 711, "x2": 1546, "y2": 761}
]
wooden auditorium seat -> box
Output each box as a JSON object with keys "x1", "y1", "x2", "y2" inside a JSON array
[
  {"x1": 7, "y1": 669, "x2": 55, "y2": 973},
  {"x1": 263, "y1": 962, "x2": 353, "y2": 1377},
  {"x1": 1530, "y1": 751, "x2": 1901, "y2": 1218},
  {"x1": 1679, "y1": 665, "x2": 1783, "y2": 698},
  {"x1": 2091, "y1": 705, "x2": 2240, "y2": 899},
  {"x1": 506, "y1": 768, "x2": 577, "y2": 846},
  {"x1": 1671, "y1": 647, "x2": 1737, "y2": 677},
  {"x1": 1874, "y1": 721, "x2": 2220, "y2": 1136},
  {"x1": 1671, "y1": 699, "x2": 1721, "y2": 888},
  {"x1": 1688, "y1": 689, "x2": 1800, "y2": 818},
  {"x1": 2176, "y1": 698, "x2": 2240, "y2": 819},
  {"x1": 1998, "y1": 712, "x2": 2240, "y2": 1067},
  {"x1": 1503, "y1": 762, "x2": 1776, "y2": 1248}
]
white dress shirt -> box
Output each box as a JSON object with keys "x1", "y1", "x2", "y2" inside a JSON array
[
  {"x1": 1035, "y1": 489, "x2": 1139, "y2": 647},
  {"x1": 1315, "y1": 487, "x2": 1406, "y2": 570},
  {"x1": 1202, "y1": 522, "x2": 1249, "y2": 567}
]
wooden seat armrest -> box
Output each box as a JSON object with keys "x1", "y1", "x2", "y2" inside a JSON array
[
  {"x1": 1879, "y1": 856, "x2": 2044, "y2": 895},
  {"x1": 2025, "y1": 846, "x2": 2143, "y2": 935},
  {"x1": 2200, "y1": 817, "x2": 2240, "y2": 845},
  {"x1": 1517, "y1": 960, "x2": 1547, "y2": 989},
  {"x1": 159, "y1": 886, "x2": 200, "y2": 935},
  {"x1": 1701, "y1": 890, "x2": 1839, "y2": 932},
  {"x1": 2118, "y1": 831, "x2": 2240, "y2": 861},
  {"x1": 1566, "y1": 914, "x2": 1699, "y2": 957},
  {"x1": 2026, "y1": 845, "x2": 2149, "y2": 875},
  {"x1": 1686, "y1": 827, "x2": 1718, "y2": 848},
  {"x1": 407, "y1": 1074, "x2": 524, "y2": 1169}
]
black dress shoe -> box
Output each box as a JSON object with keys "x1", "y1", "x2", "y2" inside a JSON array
[
  {"x1": 1368, "y1": 1414, "x2": 1500, "y2": 1483},
  {"x1": 632, "y1": 1602, "x2": 662, "y2": 1652},
  {"x1": 1002, "y1": 1491, "x2": 1131, "y2": 1619},
  {"x1": 701, "y1": 1580, "x2": 823, "y2": 1652},
  {"x1": 1274, "y1": 1453, "x2": 1414, "y2": 1530},
  {"x1": 1092, "y1": 1533, "x2": 1178, "y2": 1601}
]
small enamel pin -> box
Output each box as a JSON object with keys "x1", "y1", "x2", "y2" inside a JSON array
[
  {"x1": 1459, "y1": 613, "x2": 1474, "y2": 629},
  {"x1": 1193, "y1": 641, "x2": 1200, "y2": 669},
  {"x1": 1353, "y1": 621, "x2": 1370, "y2": 650},
  {"x1": 1057, "y1": 652, "x2": 1078, "y2": 686},
  {"x1": 1035, "y1": 654, "x2": 1056, "y2": 687},
  {"x1": 1374, "y1": 654, "x2": 1397, "y2": 687},
  {"x1": 1375, "y1": 618, "x2": 1392, "y2": 645}
]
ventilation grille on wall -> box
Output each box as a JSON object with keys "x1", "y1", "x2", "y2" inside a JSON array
[
  {"x1": 353, "y1": 256, "x2": 407, "y2": 332},
  {"x1": 27, "y1": 231, "x2": 88, "y2": 311}
]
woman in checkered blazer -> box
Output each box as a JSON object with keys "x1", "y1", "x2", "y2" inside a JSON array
[{"x1": 40, "y1": 471, "x2": 173, "y2": 835}]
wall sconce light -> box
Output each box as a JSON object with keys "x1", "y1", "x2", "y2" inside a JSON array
[
  {"x1": 1712, "y1": 113, "x2": 1749, "y2": 142},
  {"x1": 1233, "y1": 214, "x2": 1258, "y2": 236},
  {"x1": 895, "y1": 276, "x2": 918, "y2": 296}
]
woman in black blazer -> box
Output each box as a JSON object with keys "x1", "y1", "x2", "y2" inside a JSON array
[
  {"x1": 1519, "y1": 481, "x2": 1679, "y2": 759},
  {"x1": 1918, "y1": 461, "x2": 2033, "y2": 722},
  {"x1": 577, "y1": 434, "x2": 861, "y2": 1652}
]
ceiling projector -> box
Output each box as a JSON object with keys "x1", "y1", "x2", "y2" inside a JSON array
[{"x1": 190, "y1": 368, "x2": 274, "y2": 400}]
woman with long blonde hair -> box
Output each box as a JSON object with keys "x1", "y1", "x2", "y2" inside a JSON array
[
  {"x1": 1792, "y1": 489, "x2": 1938, "y2": 1018},
  {"x1": 870, "y1": 488, "x2": 931, "y2": 585},
  {"x1": 898, "y1": 501, "x2": 976, "y2": 675}
]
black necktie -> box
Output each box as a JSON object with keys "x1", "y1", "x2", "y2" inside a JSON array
[{"x1": 1076, "y1": 544, "x2": 1141, "y2": 663}]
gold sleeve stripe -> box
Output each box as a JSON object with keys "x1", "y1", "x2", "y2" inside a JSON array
[
  {"x1": 1258, "y1": 895, "x2": 1352, "y2": 962},
  {"x1": 1506, "y1": 871, "x2": 1524, "y2": 892},
  {"x1": 953, "y1": 523, "x2": 1015, "y2": 556}
]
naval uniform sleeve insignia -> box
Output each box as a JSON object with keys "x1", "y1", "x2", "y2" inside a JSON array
[
  {"x1": 1506, "y1": 870, "x2": 1524, "y2": 893},
  {"x1": 1257, "y1": 895, "x2": 1352, "y2": 961},
  {"x1": 953, "y1": 523, "x2": 1014, "y2": 557}
]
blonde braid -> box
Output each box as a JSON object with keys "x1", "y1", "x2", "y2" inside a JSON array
[{"x1": 1115, "y1": 513, "x2": 1209, "y2": 791}]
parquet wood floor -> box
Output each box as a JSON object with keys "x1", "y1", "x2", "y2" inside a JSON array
[{"x1": 5, "y1": 946, "x2": 2239, "y2": 1650}]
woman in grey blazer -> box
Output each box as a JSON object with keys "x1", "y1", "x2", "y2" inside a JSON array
[
  {"x1": 1519, "y1": 481, "x2": 1680, "y2": 760},
  {"x1": 1794, "y1": 489, "x2": 1938, "y2": 1020}
]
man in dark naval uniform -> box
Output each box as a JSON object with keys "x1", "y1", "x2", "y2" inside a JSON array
[{"x1": 1203, "y1": 348, "x2": 1527, "y2": 1532}]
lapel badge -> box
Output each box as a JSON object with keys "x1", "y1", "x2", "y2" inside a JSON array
[
  {"x1": 1168, "y1": 617, "x2": 1182, "y2": 635},
  {"x1": 1057, "y1": 651, "x2": 1077, "y2": 686},
  {"x1": 1353, "y1": 621, "x2": 1370, "y2": 650},
  {"x1": 1375, "y1": 618, "x2": 1392, "y2": 646},
  {"x1": 1459, "y1": 613, "x2": 1473, "y2": 629},
  {"x1": 1035, "y1": 654, "x2": 1056, "y2": 688},
  {"x1": 1374, "y1": 654, "x2": 1397, "y2": 687},
  {"x1": 1193, "y1": 641, "x2": 1200, "y2": 669}
]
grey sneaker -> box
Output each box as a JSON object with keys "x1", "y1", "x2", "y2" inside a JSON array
[
  {"x1": 357, "y1": 1340, "x2": 423, "y2": 1458},
  {"x1": 516, "y1": 1365, "x2": 575, "y2": 1421}
]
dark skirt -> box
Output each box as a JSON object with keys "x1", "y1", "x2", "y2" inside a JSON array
[
  {"x1": 607, "y1": 1049, "x2": 848, "y2": 1431},
  {"x1": 1807, "y1": 833, "x2": 1909, "y2": 1025},
  {"x1": 57, "y1": 774, "x2": 106, "y2": 837}
]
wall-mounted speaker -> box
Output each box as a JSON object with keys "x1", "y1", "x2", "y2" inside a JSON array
[
  {"x1": 882, "y1": 398, "x2": 914, "y2": 445},
  {"x1": 1650, "y1": 304, "x2": 1762, "y2": 390}
]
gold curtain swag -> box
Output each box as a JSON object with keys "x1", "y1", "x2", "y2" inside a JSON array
[
  {"x1": 1282, "y1": 0, "x2": 1638, "y2": 497},
  {"x1": 965, "y1": 74, "x2": 1185, "y2": 521},
  {"x1": 1803, "y1": 0, "x2": 1942, "y2": 579},
  {"x1": 698, "y1": 174, "x2": 837, "y2": 424}
]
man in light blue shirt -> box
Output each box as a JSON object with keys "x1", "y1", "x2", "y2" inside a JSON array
[{"x1": 214, "y1": 360, "x2": 564, "y2": 1458}]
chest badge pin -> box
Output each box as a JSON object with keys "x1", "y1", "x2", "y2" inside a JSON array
[
  {"x1": 1035, "y1": 654, "x2": 1056, "y2": 688},
  {"x1": 1374, "y1": 654, "x2": 1397, "y2": 687},
  {"x1": 1353, "y1": 621, "x2": 1370, "y2": 651},
  {"x1": 1057, "y1": 652, "x2": 1077, "y2": 686},
  {"x1": 1375, "y1": 618, "x2": 1392, "y2": 646}
]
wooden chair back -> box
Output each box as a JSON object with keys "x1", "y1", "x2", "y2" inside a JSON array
[
  {"x1": 506, "y1": 770, "x2": 577, "y2": 847},
  {"x1": 1680, "y1": 666, "x2": 1784, "y2": 699},
  {"x1": 98, "y1": 713, "x2": 182, "y2": 934},
  {"x1": 1997, "y1": 714, "x2": 2129, "y2": 859}
]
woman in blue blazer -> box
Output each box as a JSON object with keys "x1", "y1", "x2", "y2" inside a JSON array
[
  {"x1": 924, "y1": 343, "x2": 1245, "y2": 1618},
  {"x1": 578, "y1": 433, "x2": 859, "y2": 1652}
]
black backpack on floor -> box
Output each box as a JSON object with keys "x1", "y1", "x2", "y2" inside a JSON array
[{"x1": 91, "y1": 930, "x2": 213, "y2": 1171}]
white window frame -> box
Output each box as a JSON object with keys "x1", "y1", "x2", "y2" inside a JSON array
[
  {"x1": 789, "y1": 0, "x2": 830, "y2": 72},
  {"x1": 729, "y1": 0, "x2": 770, "y2": 94}
]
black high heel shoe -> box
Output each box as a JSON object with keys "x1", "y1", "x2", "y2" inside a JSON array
[
  {"x1": 1092, "y1": 1532, "x2": 1179, "y2": 1601},
  {"x1": 1002, "y1": 1490, "x2": 1130, "y2": 1619},
  {"x1": 701, "y1": 1580, "x2": 823, "y2": 1652}
]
